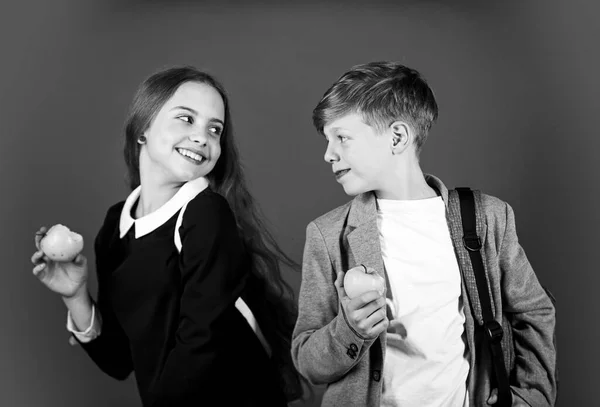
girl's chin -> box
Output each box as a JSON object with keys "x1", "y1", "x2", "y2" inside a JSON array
[
  {"x1": 175, "y1": 169, "x2": 211, "y2": 182},
  {"x1": 165, "y1": 161, "x2": 215, "y2": 184}
]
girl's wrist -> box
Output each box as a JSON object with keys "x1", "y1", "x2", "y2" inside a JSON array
[{"x1": 62, "y1": 285, "x2": 90, "y2": 305}]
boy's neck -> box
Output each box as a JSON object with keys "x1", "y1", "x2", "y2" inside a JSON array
[{"x1": 375, "y1": 158, "x2": 437, "y2": 201}]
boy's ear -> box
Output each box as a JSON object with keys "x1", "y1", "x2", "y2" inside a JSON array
[{"x1": 389, "y1": 121, "x2": 411, "y2": 154}]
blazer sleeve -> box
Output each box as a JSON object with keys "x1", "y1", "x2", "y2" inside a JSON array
[
  {"x1": 499, "y1": 203, "x2": 557, "y2": 406},
  {"x1": 77, "y1": 204, "x2": 134, "y2": 380},
  {"x1": 147, "y1": 192, "x2": 249, "y2": 405},
  {"x1": 291, "y1": 221, "x2": 376, "y2": 385}
]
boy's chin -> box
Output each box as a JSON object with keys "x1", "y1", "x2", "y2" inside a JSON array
[{"x1": 341, "y1": 183, "x2": 371, "y2": 197}]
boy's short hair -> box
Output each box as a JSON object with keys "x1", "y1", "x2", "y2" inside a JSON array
[{"x1": 312, "y1": 61, "x2": 438, "y2": 153}]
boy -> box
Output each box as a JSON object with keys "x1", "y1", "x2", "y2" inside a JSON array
[{"x1": 291, "y1": 62, "x2": 556, "y2": 406}]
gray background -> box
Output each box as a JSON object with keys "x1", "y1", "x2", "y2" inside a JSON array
[{"x1": 1, "y1": 0, "x2": 597, "y2": 406}]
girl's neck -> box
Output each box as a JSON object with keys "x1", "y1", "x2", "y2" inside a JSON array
[{"x1": 135, "y1": 176, "x2": 182, "y2": 219}]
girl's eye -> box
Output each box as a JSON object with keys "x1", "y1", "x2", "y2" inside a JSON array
[
  {"x1": 209, "y1": 126, "x2": 223, "y2": 136},
  {"x1": 178, "y1": 115, "x2": 193, "y2": 124},
  {"x1": 338, "y1": 135, "x2": 348, "y2": 142}
]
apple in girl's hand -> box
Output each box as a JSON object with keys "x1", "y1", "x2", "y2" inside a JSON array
[
  {"x1": 40, "y1": 224, "x2": 84, "y2": 262},
  {"x1": 343, "y1": 265, "x2": 386, "y2": 299}
]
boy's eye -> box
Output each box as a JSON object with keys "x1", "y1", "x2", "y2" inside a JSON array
[
  {"x1": 177, "y1": 115, "x2": 193, "y2": 124},
  {"x1": 338, "y1": 135, "x2": 348, "y2": 142}
]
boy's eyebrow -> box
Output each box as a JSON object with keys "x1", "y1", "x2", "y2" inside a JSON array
[
  {"x1": 171, "y1": 106, "x2": 224, "y2": 126},
  {"x1": 326, "y1": 126, "x2": 349, "y2": 133},
  {"x1": 322, "y1": 126, "x2": 349, "y2": 140}
]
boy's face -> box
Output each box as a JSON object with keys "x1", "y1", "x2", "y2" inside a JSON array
[{"x1": 322, "y1": 113, "x2": 393, "y2": 196}]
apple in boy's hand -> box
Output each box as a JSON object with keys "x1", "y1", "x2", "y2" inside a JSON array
[
  {"x1": 40, "y1": 224, "x2": 84, "y2": 262},
  {"x1": 343, "y1": 265, "x2": 386, "y2": 299}
]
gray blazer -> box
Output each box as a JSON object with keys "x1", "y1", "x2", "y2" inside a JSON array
[{"x1": 291, "y1": 174, "x2": 556, "y2": 407}]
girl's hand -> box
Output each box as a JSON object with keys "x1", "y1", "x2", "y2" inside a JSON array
[{"x1": 31, "y1": 226, "x2": 89, "y2": 299}]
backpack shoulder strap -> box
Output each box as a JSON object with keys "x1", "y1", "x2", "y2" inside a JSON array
[
  {"x1": 447, "y1": 188, "x2": 494, "y2": 324},
  {"x1": 455, "y1": 187, "x2": 512, "y2": 407}
]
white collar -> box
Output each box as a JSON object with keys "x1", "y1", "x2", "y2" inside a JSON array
[{"x1": 119, "y1": 177, "x2": 209, "y2": 239}]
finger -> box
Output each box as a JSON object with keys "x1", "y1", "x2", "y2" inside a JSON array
[
  {"x1": 31, "y1": 250, "x2": 45, "y2": 265},
  {"x1": 385, "y1": 298, "x2": 397, "y2": 320},
  {"x1": 349, "y1": 290, "x2": 384, "y2": 311},
  {"x1": 363, "y1": 306, "x2": 388, "y2": 329},
  {"x1": 487, "y1": 388, "x2": 498, "y2": 405},
  {"x1": 32, "y1": 263, "x2": 47, "y2": 278},
  {"x1": 34, "y1": 227, "x2": 47, "y2": 250},
  {"x1": 366, "y1": 313, "x2": 389, "y2": 337},
  {"x1": 355, "y1": 306, "x2": 387, "y2": 333},
  {"x1": 351, "y1": 296, "x2": 386, "y2": 320},
  {"x1": 73, "y1": 253, "x2": 87, "y2": 266}
]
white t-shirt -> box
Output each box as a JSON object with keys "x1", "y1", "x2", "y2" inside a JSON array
[{"x1": 377, "y1": 196, "x2": 470, "y2": 407}]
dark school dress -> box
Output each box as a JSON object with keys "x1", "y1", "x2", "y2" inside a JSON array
[{"x1": 75, "y1": 188, "x2": 288, "y2": 407}]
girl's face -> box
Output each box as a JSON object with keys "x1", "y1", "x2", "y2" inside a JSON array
[{"x1": 139, "y1": 81, "x2": 225, "y2": 186}]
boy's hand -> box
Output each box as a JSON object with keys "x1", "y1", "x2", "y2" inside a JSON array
[
  {"x1": 334, "y1": 268, "x2": 389, "y2": 340},
  {"x1": 487, "y1": 388, "x2": 529, "y2": 406}
]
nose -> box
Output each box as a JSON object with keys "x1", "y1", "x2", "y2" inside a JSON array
[
  {"x1": 188, "y1": 131, "x2": 208, "y2": 146},
  {"x1": 324, "y1": 140, "x2": 339, "y2": 164}
]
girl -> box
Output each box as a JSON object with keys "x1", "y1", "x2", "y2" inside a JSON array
[{"x1": 30, "y1": 66, "x2": 304, "y2": 406}]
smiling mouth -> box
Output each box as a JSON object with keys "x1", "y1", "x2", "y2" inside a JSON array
[
  {"x1": 176, "y1": 148, "x2": 206, "y2": 165},
  {"x1": 335, "y1": 169, "x2": 350, "y2": 179}
]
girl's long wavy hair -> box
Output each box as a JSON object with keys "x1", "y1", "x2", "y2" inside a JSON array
[{"x1": 123, "y1": 66, "x2": 309, "y2": 401}]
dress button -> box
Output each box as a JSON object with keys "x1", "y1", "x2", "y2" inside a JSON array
[
  {"x1": 372, "y1": 370, "x2": 381, "y2": 381},
  {"x1": 346, "y1": 348, "x2": 357, "y2": 359},
  {"x1": 349, "y1": 343, "x2": 358, "y2": 352}
]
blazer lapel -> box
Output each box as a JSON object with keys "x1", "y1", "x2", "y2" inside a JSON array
[
  {"x1": 347, "y1": 222, "x2": 386, "y2": 279},
  {"x1": 346, "y1": 192, "x2": 393, "y2": 303}
]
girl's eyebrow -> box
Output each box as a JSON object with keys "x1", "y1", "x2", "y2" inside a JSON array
[
  {"x1": 171, "y1": 106, "x2": 224, "y2": 126},
  {"x1": 209, "y1": 118, "x2": 225, "y2": 126},
  {"x1": 171, "y1": 105, "x2": 198, "y2": 115}
]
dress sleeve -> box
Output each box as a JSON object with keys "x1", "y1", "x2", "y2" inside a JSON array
[
  {"x1": 147, "y1": 191, "x2": 249, "y2": 405},
  {"x1": 66, "y1": 304, "x2": 100, "y2": 343},
  {"x1": 76, "y1": 203, "x2": 134, "y2": 380}
]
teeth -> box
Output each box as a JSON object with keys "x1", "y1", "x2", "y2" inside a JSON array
[{"x1": 178, "y1": 148, "x2": 204, "y2": 163}]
